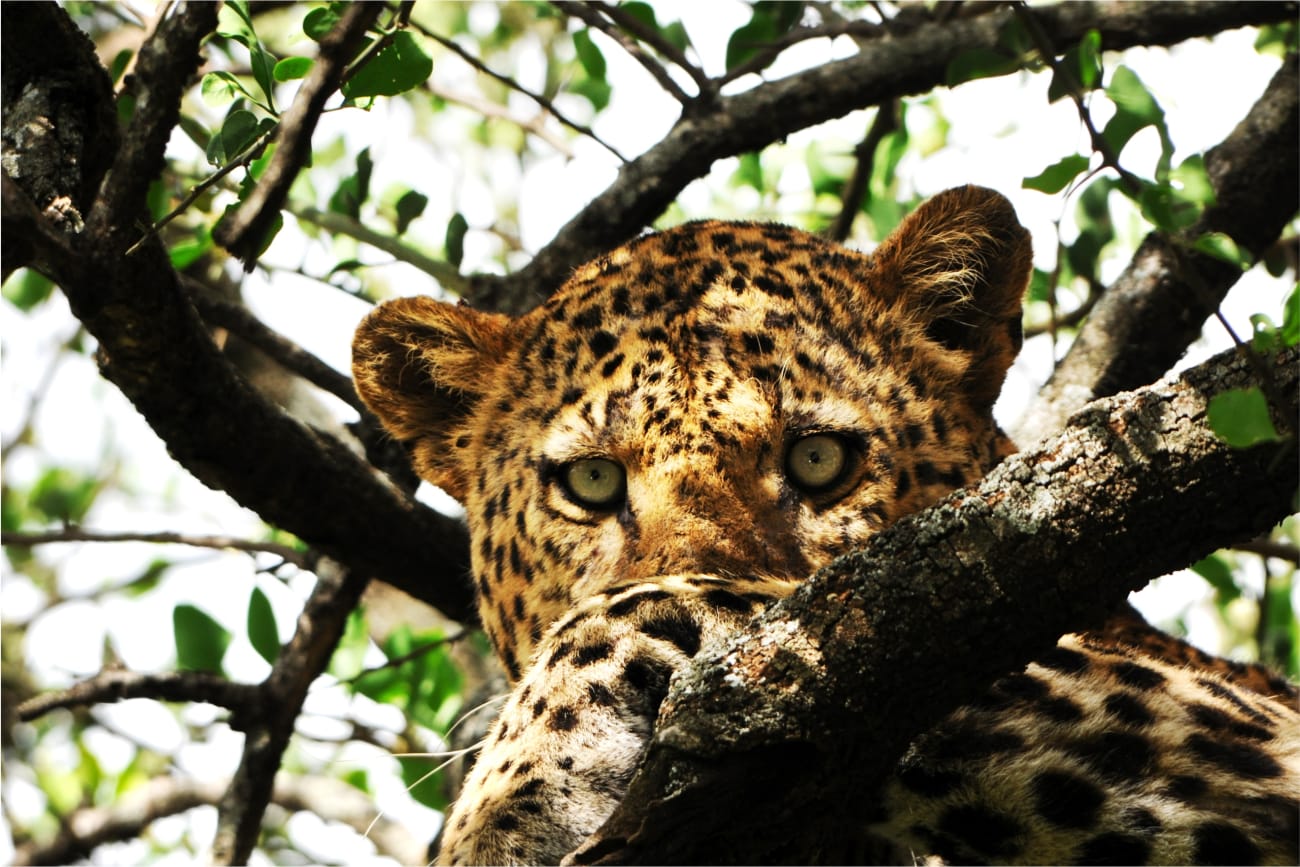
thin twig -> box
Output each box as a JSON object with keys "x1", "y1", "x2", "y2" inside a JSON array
[
  {"x1": 212, "y1": 557, "x2": 369, "y2": 865},
  {"x1": 215, "y1": 2, "x2": 382, "y2": 267},
  {"x1": 341, "y1": 630, "x2": 470, "y2": 686},
  {"x1": 16, "y1": 668, "x2": 257, "y2": 723},
  {"x1": 415, "y1": 21, "x2": 628, "y2": 162},
  {"x1": 287, "y1": 203, "x2": 470, "y2": 292},
  {"x1": 554, "y1": 1, "x2": 694, "y2": 105},
  {"x1": 181, "y1": 277, "x2": 365, "y2": 414},
  {"x1": 584, "y1": 0, "x2": 711, "y2": 93},
  {"x1": 826, "y1": 98, "x2": 898, "y2": 242},
  {"x1": 2, "y1": 527, "x2": 313, "y2": 570},
  {"x1": 1235, "y1": 538, "x2": 1300, "y2": 565}
]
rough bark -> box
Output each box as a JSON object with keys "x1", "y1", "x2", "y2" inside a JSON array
[{"x1": 576, "y1": 344, "x2": 1299, "y2": 865}]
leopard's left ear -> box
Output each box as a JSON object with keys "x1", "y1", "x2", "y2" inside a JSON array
[{"x1": 871, "y1": 185, "x2": 1032, "y2": 409}]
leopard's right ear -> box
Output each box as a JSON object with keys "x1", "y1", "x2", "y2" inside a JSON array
[{"x1": 352, "y1": 296, "x2": 512, "y2": 500}]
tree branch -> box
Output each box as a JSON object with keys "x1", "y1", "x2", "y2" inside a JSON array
[
  {"x1": 15, "y1": 668, "x2": 256, "y2": 724},
  {"x1": 1017, "y1": 51, "x2": 1299, "y2": 442},
  {"x1": 214, "y1": 2, "x2": 381, "y2": 267},
  {"x1": 2, "y1": 4, "x2": 476, "y2": 624},
  {"x1": 576, "y1": 344, "x2": 1299, "y2": 864},
  {"x1": 1, "y1": 527, "x2": 312, "y2": 570},
  {"x1": 212, "y1": 557, "x2": 368, "y2": 865},
  {"x1": 467, "y1": 1, "x2": 1294, "y2": 313}
]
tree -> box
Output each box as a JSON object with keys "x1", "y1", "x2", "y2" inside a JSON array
[{"x1": 1, "y1": 2, "x2": 1296, "y2": 864}]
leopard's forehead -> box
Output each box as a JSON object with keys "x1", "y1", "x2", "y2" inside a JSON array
[{"x1": 490, "y1": 220, "x2": 915, "y2": 446}]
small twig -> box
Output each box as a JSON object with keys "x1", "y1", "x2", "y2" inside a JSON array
[
  {"x1": 415, "y1": 22, "x2": 627, "y2": 162},
  {"x1": 181, "y1": 277, "x2": 366, "y2": 413},
  {"x1": 554, "y1": 1, "x2": 694, "y2": 105},
  {"x1": 124, "y1": 129, "x2": 275, "y2": 257},
  {"x1": 215, "y1": 2, "x2": 382, "y2": 268},
  {"x1": 432, "y1": 83, "x2": 575, "y2": 156},
  {"x1": 16, "y1": 668, "x2": 257, "y2": 724},
  {"x1": 213, "y1": 557, "x2": 369, "y2": 865},
  {"x1": 341, "y1": 630, "x2": 469, "y2": 686},
  {"x1": 584, "y1": 0, "x2": 711, "y2": 93},
  {"x1": 0, "y1": 326, "x2": 83, "y2": 462},
  {"x1": 1, "y1": 528, "x2": 313, "y2": 570},
  {"x1": 287, "y1": 203, "x2": 470, "y2": 293},
  {"x1": 826, "y1": 98, "x2": 898, "y2": 242},
  {"x1": 1234, "y1": 538, "x2": 1300, "y2": 565},
  {"x1": 1023, "y1": 277, "x2": 1103, "y2": 339}
]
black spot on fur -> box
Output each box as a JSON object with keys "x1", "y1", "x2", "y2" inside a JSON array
[
  {"x1": 743, "y1": 332, "x2": 775, "y2": 354},
  {"x1": 557, "y1": 756, "x2": 575, "y2": 770},
  {"x1": 1037, "y1": 646, "x2": 1091, "y2": 675},
  {"x1": 513, "y1": 778, "x2": 544, "y2": 798},
  {"x1": 1188, "y1": 702, "x2": 1274, "y2": 742},
  {"x1": 1111, "y1": 660, "x2": 1165, "y2": 690},
  {"x1": 1104, "y1": 692, "x2": 1154, "y2": 727},
  {"x1": 623, "y1": 656, "x2": 673, "y2": 717},
  {"x1": 586, "y1": 682, "x2": 617, "y2": 707},
  {"x1": 1068, "y1": 731, "x2": 1154, "y2": 781},
  {"x1": 936, "y1": 805, "x2": 1023, "y2": 859},
  {"x1": 640, "y1": 614, "x2": 703, "y2": 657},
  {"x1": 608, "y1": 589, "x2": 670, "y2": 618},
  {"x1": 1187, "y1": 733, "x2": 1282, "y2": 779},
  {"x1": 548, "y1": 706, "x2": 579, "y2": 732},
  {"x1": 896, "y1": 763, "x2": 963, "y2": 797},
  {"x1": 930, "y1": 725, "x2": 1024, "y2": 762},
  {"x1": 702, "y1": 588, "x2": 758, "y2": 613},
  {"x1": 573, "y1": 641, "x2": 614, "y2": 667},
  {"x1": 493, "y1": 814, "x2": 520, "y2": 832},
  {"x1": 1166, "y1": 774, "x2": 1207, "y2": 801},
  {"x1": 1075, "y1": 832, "x2": 1152, "y2": 865},
  {"x1": 1031, "y1": 770, "x2": 1105, "y2": 829},
  {"x1": 1192, "y1": 822, "x2": 1262, "y2": 866},
  {"x1": 588, "y1": 330, "x2": 617, "y2": 359}
]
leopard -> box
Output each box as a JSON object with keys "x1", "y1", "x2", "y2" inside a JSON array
[{"x1": 351, "y1": 185, "x2": 1300, "y2": 865}]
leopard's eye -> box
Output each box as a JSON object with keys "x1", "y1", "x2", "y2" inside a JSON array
[
  {"x1": 562, "y1": 458, "x2": 626, "y2": 509},
  {"x1": 786, "y1": 433, "x2": 849, "y2": 492}
]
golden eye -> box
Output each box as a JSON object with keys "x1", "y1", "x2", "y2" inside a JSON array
[
  {"x1": 786, "y1": 434, "x2": 848, "y2": 492},
  {"x1": 562, "y1": 458, "x2": 626, "y2": 509}
]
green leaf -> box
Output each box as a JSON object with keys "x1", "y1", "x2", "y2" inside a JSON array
[
  {"x1": 303, "y1": 5, "x2": 341, "y2": 41},
  {"x1": 732, "y1": 152, "x2": 765, "y2": 193},
  {"x1": 1207, "y1": 388, "x2": 1283, "y2": 448},
  {"x1": 573, "y1": 30, "x2": 606, "y2": 79},
  {"x1": 342, "y1": 32, "x2": 433, "y2": 98},
  {"x1": 1023, "y1": 154, "x2": 1091, "y2": 194},
  {"x1": 398, "y1": 756, "x2": 447, "y2": 810},
  {"x1": 273, "y1": 57, "x2": 313, "y2": 82},
  {"x1": 394, "y1": 190, "x2": 428, "y2": 235},
  {"x1": 1191, "y1": 554, "x2": 1241, "y2": 604},
  {"x1": 1192, "y1": 232, "x2": 1250, "y2": 270},
  {"x1": 445, "y1": 213, "x2": 468, "y2": 269},
  {"x1": 725, "y1": 1, "x2": 803, "y2": 72},
  {"x1": 173, "y1": 604, "x2": 231, "y2": 674},
  {"x1": 247, "y1": 586, "x2": 281, "y2": 665},
  {"x1": 330, "y1": 607, "x2": 370, "y2": 681},
  {"x1": 1027, "y1": 267, "x2": 1054, "y2": 304},
  {"x1": 108, "y1": 49, "x2": 134, "y2": 86},
  {"x1": 169, "y1": 224, "x2": 213, "y2": 271},
  {"x1": 945, "y1": 48, "x2": 1020, "y2": 87},
  {"x1": 329, "y1": 147, "x2": 373, "y2": 218},
  {"x1": 200, "y1": 71, "x2": 251, "y2": 108},
  {"x1": 2, "y1": 269, "x2": 56, "y2": 311},
  {"x1": 1048, "y1": 30, "x2": 1102, "y2": 102},
  {"x1": 619, "y1": 2, "x2": 690, "y2": 52},
  {"x1": 1101, "y1": 65, "x2": 1170, "y2": 172},
  {"x1": 123, "y1": 559, "x2": 171, "y2": 598},
  {"x1": 1280, "y1": 284, "x2": 1299, "y2": 347},
  {"x1": 206, "y1": 109, "x2": 261, "y2": 167},
  {"x1": 1135, "y1": 179, "x2": 1200, "y2": 233},
  {"x1": 571, "y1": 75, "x2": 612, "y2": 112},
  {"x1": 30, "y1": 467, "x2": 100, "y2": 524}
]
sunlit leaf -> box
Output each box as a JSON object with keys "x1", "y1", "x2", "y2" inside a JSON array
[
  {"x1": 1191, "y1": 553, "x2": 1241, "y2": 604},
  {"x1": 303, "y1": 5, "x2": 341, "y2": 41},
  {"x1": 1192, "y1": 232, "x2": 1250, "y2": 270},
  {"x1": 248, "y1": 586, "x2": 281, "y2": 665},
  {"x1": 1048, "y1": 30, "x2": 1102, "y2": 102},
  {"x1": 30, "y1": 467, "x2": 99, "y2": 524},
  {"x1": 1207, "y1": 387, "x2": 1283, "y2": 448},
  {"x1": 200, "y1": 71, "x2": 251, "y2": 108},
  {"x1": 946, "y1": 48, "x2": 1020, "y2": 86},
  {"x1": 274, "y1": 57, "x2": 313, "y2": 82},
  {"x1": 573, "y1": 29, "x2": 606, "y2": 79},
  {"x1": 343, "y1": 32, "x2": 433, "y2": 98},
  {"x1": 329, "y1": 147, "x2": 373, "y2": 218},
  {"x1": 726, "y1": 1, "x2": 802, "y2": 72},
  {"x1": 1280, "y1": 285, "x2": 1299, "y2": 347},
  {"x1": 2, "y1": 269, "x2": 55, "y2": 311},
  {"x1": 173, "y1": 604, "x2": 231, "y2": 674},
  {"x1": 1023, "y1": 154, "x2": 1090, "y2": 194},
  {"x1": 330, "y1": 607, "x2": 371, "y2": 681}
]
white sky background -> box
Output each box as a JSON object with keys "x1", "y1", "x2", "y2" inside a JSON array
[{"x1": 0, "y1": 4, "x2": 1294, "y2": 863}]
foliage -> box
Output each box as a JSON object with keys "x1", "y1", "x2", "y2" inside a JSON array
[{"x1": 1, "y1": 2, "x2": 1296, "y2": 864}]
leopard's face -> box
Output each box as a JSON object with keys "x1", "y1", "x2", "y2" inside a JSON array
[{"x1": 354, "y1": 186, "x2": 1032, "y2": 678}]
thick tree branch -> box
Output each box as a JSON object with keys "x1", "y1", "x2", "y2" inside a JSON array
[
  {"x1": 467, "y1": 1, "x2": 1295, "y2": 313},
  {"x1": 213, "y1": 557, "x2": 367, "y2": 865},
  {"x1": 214, "y1": 2, "x2": 381, "y2": 266},
  {"x1": 2, "y1": 3, "x2": 475, "y2": 624},
  {"x1": 577, "y1": 344, "x2": 1299, "y2": 865},
  {"x1": 1017, "y1": 51, "x2": 1299, "y2": 442}
]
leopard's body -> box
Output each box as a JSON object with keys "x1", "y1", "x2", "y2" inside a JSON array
[{"x1": 353, "y1": 186, "x2": 1300, "y2": 865}]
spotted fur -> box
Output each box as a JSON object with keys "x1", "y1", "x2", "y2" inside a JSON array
[{"x1": 352, "y1": 186, "x2": 1300, "y2": 865}]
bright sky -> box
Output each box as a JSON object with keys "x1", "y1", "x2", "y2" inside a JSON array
[{"x1": 0, "y1": 5, "x2": 1291, "y2": 862}]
